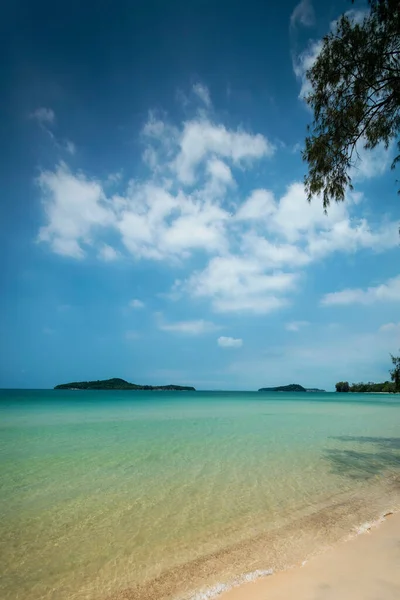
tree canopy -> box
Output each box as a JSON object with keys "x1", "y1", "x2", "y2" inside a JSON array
[
  {"x1": 335, "y1": 381, "x2": 350, "y2": 392},
  {"x1": 390, "y1": 352, "x2": 400, "y2": 391},
  {"x1": 303, "y1": 0, "x2": 400, "y2": 208}
]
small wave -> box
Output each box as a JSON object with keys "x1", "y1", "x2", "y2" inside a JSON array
[
  {"x1": 185, "y1": 569, "x2": 273, "y2": 600},
  {"x1": 182, "y1": 507, "x2": 399, "y2": 600},
  {"x1": 349, "y1": 508, "x2": 398, "y2": 539}
]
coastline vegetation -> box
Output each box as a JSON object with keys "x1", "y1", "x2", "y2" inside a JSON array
[
  {"x1": 336, "y1": 351, "x2": 400, "y2": 393},
  {"x1": 335, "y1": 381, "x2": 397, "y2": 393}
]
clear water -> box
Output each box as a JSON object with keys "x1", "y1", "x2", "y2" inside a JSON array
[{"x1": 1, "y1": 390, "x2": 400, "y2": 600}]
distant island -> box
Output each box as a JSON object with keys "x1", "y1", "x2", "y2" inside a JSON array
[
  {"x1": 258, "y1": 384, "x2": 325, "y2": 392},
  {"x1": 54, "y1": 378, "x2": 196, "y2": 391}
]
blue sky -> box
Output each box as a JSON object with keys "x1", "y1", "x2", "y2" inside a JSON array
[{"x1": 1, "y1": 0, "x2": 399, "y2": 390}]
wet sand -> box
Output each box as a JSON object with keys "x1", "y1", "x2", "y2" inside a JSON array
[{"x1": 221, "y1": 512, "x2": 400, "y2": 600}]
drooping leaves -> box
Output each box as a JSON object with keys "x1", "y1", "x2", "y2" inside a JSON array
[{"x1": 303, "y1": 0, "x2": 400, "y2": 208}]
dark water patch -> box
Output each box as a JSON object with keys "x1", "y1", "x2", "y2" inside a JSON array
[
  {"x1": 324, "y1": 436, "x2": 400, "y2": 481},
  {"x1": 331, "y1": 436, "x2": 400, "y2": 450}
]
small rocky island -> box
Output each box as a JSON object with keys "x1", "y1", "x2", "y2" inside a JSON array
[
  {"x1": 54, "y1": 378, "x2": 196, "y2": 391},
  {"x1": 258, "y1": 384, "x2": 325, "y2": 392}
]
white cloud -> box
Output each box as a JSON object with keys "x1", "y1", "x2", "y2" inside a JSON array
[
  {"x1": 236, "y1": 189, "x2": 276, "y2": 221},
  {"x1": 307, "y1": 217, "x2": 399, "y2": 259},
  {"x1": 293, "y1": 39, "x2": 322, "y2": 99},
  {"x1": 158, "y1": 318, "x2": 219, "y2": 335},
  {"x1": 99, "y1": 244, "x2": 119, "y2": 261},
  {"x1": 36, "y1": 85, "x2": 398, "y2": 317},
  {"x1": 321, "y1": 275, "x2": 400, "y2": 306},
  {"x1": 129, "y1": 299, "x2": 145, "y2": 309},
  {"x1": 174, "y1": 119, "x2": 274, "y2": 184},
  {"x1": 207, "y1": 158, "x2": 234, "y2": 188},
  {"x1": 38, "y1": 163, "x2": 115, "y2": 258},
  {"x1": 286, "y1": 321, "x2": 309, "y2": 332},
  {"x1": 242, "y1": 182, "x2": 347, "y2": 243},
  {"x1": 116, "y1": 181, "x2": 229, "y2": 260},
  {"x1": 217, "y1": 336, "x2": 243, "y2": 348},
  {"x1": 290, "y1": 0, "x2": 315, "y2": 29},
  {"x1": 184, "y1": 254, "x2": 297, "y2": 313},
  {"x1": 192, "y1": 83, "x2": 211, "y2": 107},
  {"x1": 31, "y1": 107, "x2": 55, "y2": 125},
  {"x1": 240, "y1": 234, "x2": 311, "y2": 268},
  {"x1": 351, "y1": 140, "x2": 394, "y2": 182}
]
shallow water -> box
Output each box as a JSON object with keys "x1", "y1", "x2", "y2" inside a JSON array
[{"x1": 1, "y1": 390, "x2": 400, "y2": 600}]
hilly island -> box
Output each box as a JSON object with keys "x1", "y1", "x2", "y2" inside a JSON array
[
  {"x1": 54, "y1": 378, "x2": 196, "y2": 391},
  {"x1": 258, "y1": 384, "x2": 325, "y2": 392}
]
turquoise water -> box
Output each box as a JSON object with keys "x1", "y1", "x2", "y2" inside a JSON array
[{"x1": 1, "y1": 390, "x2": 400, "y2": 600}]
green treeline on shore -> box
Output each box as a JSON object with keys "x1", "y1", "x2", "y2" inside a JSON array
[
  {"x1": 335, "y1": 381, "x2": 397, "y2": 393},
  {"x1": 336, "y1": 352, "x2": 400, "y2": 393}
]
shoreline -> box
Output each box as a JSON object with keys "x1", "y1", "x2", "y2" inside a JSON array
[
  {"x1": 109, "y1": 476, "x2": 400, "y2": 600},
  {"x1": 195, "y1": 509, "x2": 400, "y2": 600}
]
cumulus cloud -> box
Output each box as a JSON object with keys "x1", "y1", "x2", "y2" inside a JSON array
[
  {"x1": 217, "y1": 336, "x2": 243, "y2": 348},
  {"x1": 321, "y1": 275, "x2": 400, "y2": 306},
  {"x1": 36, "y1": 86, "x2": 398, "y2": 315},
  {"x1": 183, "y1": 254, "x2": 297, "y2": 314},
  {"x1": 38, "y1": 163, "x2": 114, "y2": 258},
  {"x1": 31, "y1": 107, "x2": 55, "y2": 125},
  {"x1": 236, "y1": 189, "x2": 276, "y2": 221},
  {"x1": 174, "y1": 119, "x2": 274, "y2": 184}
]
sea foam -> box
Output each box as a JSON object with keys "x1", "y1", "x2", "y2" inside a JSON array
[{"x1": 185, "y1": 569, "x2": 273, "y2": 600}]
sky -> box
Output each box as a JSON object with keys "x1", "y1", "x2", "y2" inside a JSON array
[{"x1": 1, "y1": 0, "x2": 399, "y2": 390}]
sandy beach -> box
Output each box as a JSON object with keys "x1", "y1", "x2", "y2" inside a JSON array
[{"x1": 221, "y1": 511, "x2": 400, "y2": 600}]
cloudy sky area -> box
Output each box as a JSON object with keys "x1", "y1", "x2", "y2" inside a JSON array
[{"x1": 1, "y1": 0, "x2": 399, "y2": 389}]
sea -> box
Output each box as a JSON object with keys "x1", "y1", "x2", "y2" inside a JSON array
[{"x1": 1, "y1": 389, "x2": 400, "y2": 600}]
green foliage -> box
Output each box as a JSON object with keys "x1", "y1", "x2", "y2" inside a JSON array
[
  {"x1": 54, "y1": 378, "x2": 196, "y2": 391},
  {"x1": 335, "y1": 381, "x2": 350, "y2": 392},
  {"x1": 348, "y1": 381, "x2": 396, "y2": 392},
  {"x1": 336, "y1": 350, "x2": 400, "y2": 393},
  {"x1": 390, "y1": 352, "x2": 400, "y2": 391},
  {"x1": 303, "y1": 0, "x2": 400, "y2": 208}
]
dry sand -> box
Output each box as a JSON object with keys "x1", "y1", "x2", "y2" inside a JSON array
[{"x1": 220, "y1": 512, "x2": 400, "y2": 600}]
